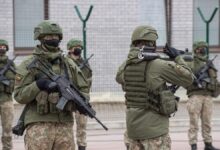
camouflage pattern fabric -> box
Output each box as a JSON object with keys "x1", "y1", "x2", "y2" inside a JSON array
[
  {"x1": 124, "y1": 130, "x2": 140, "y2": 150},
  {"x1": 129, "y1": 134, "x2": 171, "y2": 150},
  {"x1": 75, "y1": 111, "x2": 87, "y2": 147},
  {"x1": 24, "y1": 122, "x2": 75, "y2": 150},
  {"x1": 187, "y1": 95, "x2": 213, "y2": 145},
  {"x1": 0, "y1": 101, "x2": 14, "y2": 150}
]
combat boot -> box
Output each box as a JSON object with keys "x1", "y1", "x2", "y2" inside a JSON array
[
  {"x1": 205, "y1": 143, "x2": 220, "y2": 150},
  {"x1": 191, "y1": 144, "x2": 197, "y2": 150},
  {"x1": 78, "y1": 146, "x2": 86, "y2": 150},
  {"x1": 126, "y1": 143, "x2": 130, "y2": 150}
]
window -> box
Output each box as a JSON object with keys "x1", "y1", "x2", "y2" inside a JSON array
[
  {"x1": 193, "y1": 0, "x2": 220, "y2": 47},
  {"x1": 14, "y1": 0, "x2": 48, "y2": 53},
  {"x1": 138, "y1": 0, "x2": 167, "y2": 46}
]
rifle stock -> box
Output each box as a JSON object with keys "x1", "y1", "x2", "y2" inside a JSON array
[{"x1": 12, "y1": 104, "x2": 29, "y2": 136}]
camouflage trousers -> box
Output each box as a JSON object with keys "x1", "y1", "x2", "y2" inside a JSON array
[
  {"x1": 187, "y1": 95, "x2": 213, "y2": 145},
  {"x1": 0, "y1": 101, "x2": 14, "y2": 150},
  {"x1": 75, "y1": 111, "x2": 87, "y2": 147},
  {"x1": 128, "y1": 134, "x2": 171, "y2": 150},
  {"x1": 124, "y1": 130, "x2": 130, "y2": 147},
  {"x1": 25, "y1": 122, "x2": 75, "y2": 150}
]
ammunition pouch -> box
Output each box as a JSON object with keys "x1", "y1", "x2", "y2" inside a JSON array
[
  {"x1": 159, "y1": 90, "x2": 178, "y2": 116},
  {"x1": 36, "y1": 91, "x2": 49, "y2": 115},
  {"x1": 148, "y1": 90, "x2": 178, "y2": 116},
  {"x1": 126, "y1": 90, "x2": 178, "y2": 117},
  {"x1": 206, "y1": 77, "x2": 220, "y2": 97},
  {"x1": 48, "y1": 92, "x2": 59, "y2": 113},
  {"x1": 36, "y1": 91, "x2": 60, "y2": 114},
  {"x1": 210, "y1": 81, "x2": 220, "y2": 98},
  {"x1": 36, "y1": 91, "x2": 76, "y2": 114}
]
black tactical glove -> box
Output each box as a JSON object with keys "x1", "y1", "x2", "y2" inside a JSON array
[
  {"x1": 163, "y1": 46, "x2": 182, "y2": 59},
  {"x1": 36, "y1": 78, "x2": 58, "y2": 93}
]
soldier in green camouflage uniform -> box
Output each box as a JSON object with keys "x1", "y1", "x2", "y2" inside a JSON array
[
  {"x1": 67, "y1": 38, "x2": 92, "y2": 150},
  {"x1": 0, "y1": 39, "x2": 15, "y2": 150},
  {"x1": 14, "y1": 20, "x2": 89, "y2": 150},
  {"x1": 186, "y1": 41, "x2": 220, "y2": 150},
  {"x1": 116, "y1": 25, "x2": 194, "y2": 150}
]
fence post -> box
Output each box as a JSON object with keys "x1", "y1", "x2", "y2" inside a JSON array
[
  {"x1": 74, "y1": 5, "x2": 93, "y2": 59},
  {"x1": 197, "y1": 7, "x2": 218, "y2": 46}
]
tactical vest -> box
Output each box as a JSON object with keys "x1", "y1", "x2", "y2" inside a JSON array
[
  {"x1": 124, "y1": 59, "x2": 178, "y2": 116},
  {"x1": 31, "y1": 56, "x2": 74, "y2": 115},
  {"x1": 74, "y1": 57, "x2": 92, "y2": 87},
  {"x1": 124, "y1": 60, "x2": 150, "y2": 108}
]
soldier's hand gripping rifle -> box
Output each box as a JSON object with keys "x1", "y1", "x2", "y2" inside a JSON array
[
  {"x1": 79, "y1": 54, "x2": 94, "y2": 69},
  {"x1": 0, "y1": 56, "x2": 16, "y2": 86},
  {"x1": 27, "y1": 58, "x2": 108, "y2": 131},
  {"x1": 194, "y1": 55, "x2": 218, "y2": 88}
]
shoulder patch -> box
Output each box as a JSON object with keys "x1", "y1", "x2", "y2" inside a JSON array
[{"x1": 16, "y1": 55, "x2": 34, "y2": 76}]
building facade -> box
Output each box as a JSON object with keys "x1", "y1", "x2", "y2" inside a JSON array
[{"x1": 0, "y1": 0, "x2": 219, "y2": 99}]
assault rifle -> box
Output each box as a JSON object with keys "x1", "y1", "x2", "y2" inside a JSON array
[
  {"x1": 79, "y1": 54, "x2": 94, "y2": 69},
  {"x1": 0, "y1": 56, "x2": 16, "y2": 86},
  {"x1": 138, "y1": 43, "x2": 193, "y2": 61},
  {"x1": 28, "y1": 58, "x2": 108, "y2": 130},
  {"x1": 194, "y1": 55, "x2": 218, "y2": 88}
]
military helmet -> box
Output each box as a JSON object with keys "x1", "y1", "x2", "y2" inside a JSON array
[
  {"x1": 131, "y1": 25, "x2": 158, "y2": 43},
  {"x1": 67, "y1": 38, "x2": 83, "y2": 50},
  {"x1": 193, "y1": 41, "x2": 209, "y2": 60},
  {"x1": 193, "y1": 41, "x2": 208, "y2": 52},
  {"x1": 34, "y1": 20, "x2": 63, "y2": 40},
  {"x1": 0, "y1": 39, "x2": 9, "y2": 51}
]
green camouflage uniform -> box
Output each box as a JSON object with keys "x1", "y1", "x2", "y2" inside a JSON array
[
  {"x1": 186, "y1": 41, "x2": 220, "y2": 146},
  {"x1": 116, "y1": 25, "x2": 194, "y2": 150},
  {"x1": 14, "y1": 21, "x2": 89, "y2": 150},
  {"x1": 0, "y1": 39, "x2": 15, "y2": 150},
  {"x1": 72, "y1": 57, "x2": 92, "y2": 148},
  {"x1": 67, "y1": 38, "x2": 92, "y2": 149}
]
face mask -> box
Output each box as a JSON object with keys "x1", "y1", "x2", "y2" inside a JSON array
[
  {"x1": 73, "y1": 48, "x2": 82, "y2": 56},
  {"x1": 198, "y1": 47, "x2": 208, "y2": 55},
  {"x1": 43, "y1": 39, "x2": 60, "y2": 48},
  {"x1": 195, "y1": 47, "x2": 208, "y2": 61},
  {"x1": 0, "y1": 49, "x2": 6, "y2": 55}
]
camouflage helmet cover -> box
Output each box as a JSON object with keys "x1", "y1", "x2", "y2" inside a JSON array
[
  {"x1": 34, "y1": 20, "x2": 63, "y2": 40},
  {"x1": 131, "y1": 25, "x2": 158, "y2": 43},
  {"x1": 193, "y1": 41, "x2": 208, "y2": 52},
  {"x1": 67, "y1": 38, "x2": 83, "y2": 50},
  {"x1": 0, "y1": 39, "x2": 9, "y2": 51}
]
